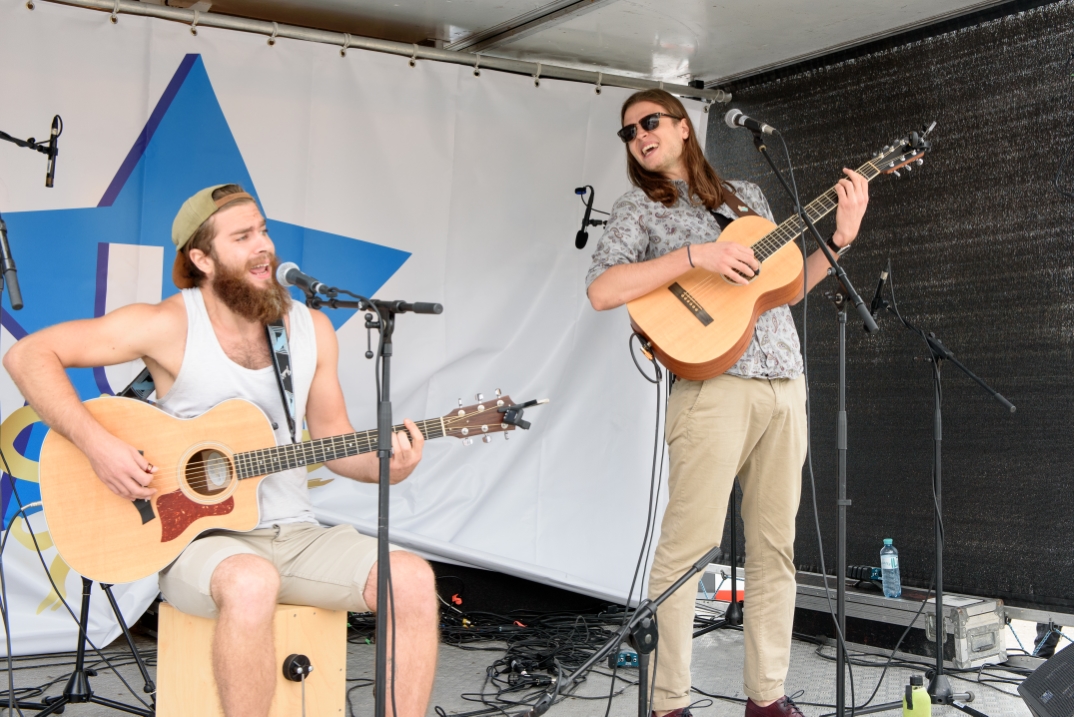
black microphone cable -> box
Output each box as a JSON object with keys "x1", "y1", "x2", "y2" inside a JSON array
[
  {"x1": 336, "y1": 289, "x2": 401, "y2": 717},
  {"x1": 574, "y1": 187, "x2": 608, "y2": 249},
  {"x1": 774, "y1": 129, "x2": 861, "y2": 716},
  {"x1": 596, "y1": 335, "x2": 668, "y2": 717},
  {"x1": 0, "y1": 442, "x2": 154, "y2": 713}
]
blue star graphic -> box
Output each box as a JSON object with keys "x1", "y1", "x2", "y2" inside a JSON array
[{"x1": 0, "y1": 54, "x2": 410, "y2": 525}]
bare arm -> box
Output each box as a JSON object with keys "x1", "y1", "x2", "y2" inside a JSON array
[
  {"x1": 2, "y1": 299, "x2": 184, "y2": 499},
  {"x1": 303, "y1": 310, "x2": 423, "y2": 484},
  {"x1": 587, "y1": 241, "x2": 761, "y2": 311},
  {"x1": 591, "y1": 171, "x2": 869, "y2": 312},
  {"x1": 788, "y1": 168, "x2": 870, "y2": 306}
]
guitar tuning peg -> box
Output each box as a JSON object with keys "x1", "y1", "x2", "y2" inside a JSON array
[
  {"x1": 475, "y1": 393, "x2": 484, "y2": 401},
  {"x1": 495, "y1": 388, "x2": 502, "y2": 397},
  {"x1": 905, "y1": 164, "x2": 912, "y2": 172},
  {"x1": 892, "y1": 170, "x2": 901, "y2": 178},
  {"x1": 482, "y1": 435, "x2": 492, "y2": 444},
  {"x1": 915, "y1": 158, "x2": 924, "y2": 166},
  {"x1": 458, "y1": 398, "x2": 463, "y2": 407},
  {"x1": 463, "y1": 438, "x2": 473, "y2": 446}
]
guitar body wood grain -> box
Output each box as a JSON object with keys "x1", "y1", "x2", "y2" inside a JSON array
[
  {"x1": 627, "y1": 215, "x2": 804, "y2": 381},
  {"x1": 39, "y1": 397, "x2": 275, "y2": 584}
]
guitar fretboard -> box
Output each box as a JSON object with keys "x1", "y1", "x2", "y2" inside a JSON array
[
  {"x1": 750, "y1": 159, "x2": 882, "y2": 262},
  {"x1": 233, "y1": 417, "x2": 447, "y2": 479}
]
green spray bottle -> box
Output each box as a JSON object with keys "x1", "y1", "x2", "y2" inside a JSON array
[{"x1": 903, "y1": 675, "x2": 931, "y2": 717}]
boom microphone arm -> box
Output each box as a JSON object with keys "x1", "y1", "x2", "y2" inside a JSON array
[{"x1": 0, "y1": 115, "x2": 62, "y2": 188}]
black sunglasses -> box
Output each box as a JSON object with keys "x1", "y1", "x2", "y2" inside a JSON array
[{"x1": 617, "y1": 112, "x2": 682, "y2": 143}]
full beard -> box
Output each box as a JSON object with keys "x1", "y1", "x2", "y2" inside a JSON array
[{"x1": 210, "y1": 253, "x2": 292, "y2": 324}]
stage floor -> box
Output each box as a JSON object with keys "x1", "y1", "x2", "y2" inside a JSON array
[{"x1": 6, "y1": 619, "x2": 1034, "y2": 717}]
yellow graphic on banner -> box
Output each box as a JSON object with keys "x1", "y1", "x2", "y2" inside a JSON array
[
  {"x1": 0, "y1": 405, "x2": 42, "y2": 483},
  {"x1": 0, "y1": 405, "x2": 72, "y2": 612},
  {"x1": 36, "y1": 554, "x2": 71, "y2": 614}
]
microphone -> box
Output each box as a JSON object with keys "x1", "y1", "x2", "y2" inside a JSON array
[
  {"x1": 0, "y1": 215, "x2": 24, "y2": 310},
  {"x1": 575, "y1": 186, "x2": 594, "y2": 249},
  {"x1": 375, "y1": 300, "x2": 443, "y2": 315},
  {"x1": 869, "y1": 269, "x2": 889, "y2": 318},
  {"x1": 276, "y1": 262, "x2": 330, "y2": 296},
  {"x1": 44, "y1": 115, "x2": 61, "y2": 188},
  {"x1": 862, "y1": 267, "x2": 887, "y2": 333},
  {"x1": 724, "y1": 109, "x2": 776, "y2": 136}
]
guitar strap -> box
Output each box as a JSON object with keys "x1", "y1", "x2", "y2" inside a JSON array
[
  {"x1": 266, "y1": 319, "x2": 298, "y2": 444},
  {"x1": 117, "y1": 366, "x2": 156, "y2": 401},
  {"x1": 711, "y1": 183, "x2": 762, "y2": 229}
]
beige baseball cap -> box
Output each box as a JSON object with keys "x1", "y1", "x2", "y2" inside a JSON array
[{"x1": 171, "y1": 185, "x2": 255, "y2": 289}]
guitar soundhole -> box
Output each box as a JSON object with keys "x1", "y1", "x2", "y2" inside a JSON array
[{"x1": 186, "y1": 449, "x2": 234, "y2": 497}]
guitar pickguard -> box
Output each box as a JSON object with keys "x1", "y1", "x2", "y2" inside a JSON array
[{"x1": 156, "y1": 490, "x2": 235, "y2": 543}]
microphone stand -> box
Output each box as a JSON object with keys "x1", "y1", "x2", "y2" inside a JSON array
[
  {"x1": 303, "y1": 287, "x2": 442, "y2": 717},
  {"x1": 0, "y1": 117, "x2": 64, "y2": 309},
  {"x1": 746, "y1": 129, "x2": 877, "y2": 717},
  {"x1": 1, "y1": 116, "x2": 61, "y2": 189},
  {"x1": 518, "y1": 545, "x2": 724, "y2": 717},
  {"x1": 749, "y1": 132, "x2": 877, "y2": 333},
  {"x1": 691, "y1": 484, "x2": 743, "y2": 638},
  {"x1": 874, "y1": 271, "x2": 1013, "y2": 714}
]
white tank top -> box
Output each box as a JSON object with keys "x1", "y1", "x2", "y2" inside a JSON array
[{"x1": 157, "y1": 288, "x2": 319, "y2": 528}]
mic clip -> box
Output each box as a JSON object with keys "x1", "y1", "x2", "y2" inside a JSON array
[{"x1": 363, "y1": 312, "x2": 381, "y2": 359}]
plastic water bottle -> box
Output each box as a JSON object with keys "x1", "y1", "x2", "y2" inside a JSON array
[{"x1": 881, "y1": 539, "x2": 902, "y2": 598}]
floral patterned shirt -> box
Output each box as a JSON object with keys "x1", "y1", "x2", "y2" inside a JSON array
[{"x1": 585, "y1": 179, "x2": 804, "y2": 380}]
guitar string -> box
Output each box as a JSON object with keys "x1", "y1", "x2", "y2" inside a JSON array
[
  {"x1": 178, "y1": 421, "x2": 451, "y2": 492},
  {"x1": 169, "y1": 417, "x2": 457, "y2": 492},
  {"x1": 133, "y1": 407, "x2": 506, "y2": 494},
  {"x1": 683, "y1": 163, "x2": 880, "y2": 293},
  {"x1": 157, "y1": 422, "x2": 452, "y2": 493}
]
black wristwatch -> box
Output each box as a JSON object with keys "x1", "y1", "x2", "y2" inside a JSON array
[{"x1": 826, "y1": 234, "x2": 851, "y2": 257}]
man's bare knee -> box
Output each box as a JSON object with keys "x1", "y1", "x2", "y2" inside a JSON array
[
  {"x1": 211, "y1": 554, "x2": 279, "y2": 617},
  {"x1": 363, "y1": 552, "x2": 435, "y2": 613}
]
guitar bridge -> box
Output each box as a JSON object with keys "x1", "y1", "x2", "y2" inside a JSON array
[{"x1": 668, "y1": 283, "x2": 713, "y2": 327}]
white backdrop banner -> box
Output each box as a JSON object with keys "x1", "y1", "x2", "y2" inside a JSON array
[{"x1": 0, "y1": 0, "x2": 708, "y2": 653}]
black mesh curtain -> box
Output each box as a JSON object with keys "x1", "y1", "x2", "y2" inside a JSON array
[{"x1": 706, "y1": 0, "x2": 1074, "y2": 611}]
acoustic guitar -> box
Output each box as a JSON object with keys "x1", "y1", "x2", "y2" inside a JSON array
[
  {"x1": 39, "y1": 392, "x2": 532, "y2": 584},
  {"x1": 627, "y1": 128, "x2": 934, "y2": 381}
]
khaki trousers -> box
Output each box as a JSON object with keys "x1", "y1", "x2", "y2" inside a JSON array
[{"x1": 648, "y1": 374, "x2": 807, "y2": 711}]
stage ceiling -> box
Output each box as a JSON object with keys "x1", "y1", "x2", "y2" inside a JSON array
[{"x1": 147, "y1": 0, "x2": 1012, "y2": 84}]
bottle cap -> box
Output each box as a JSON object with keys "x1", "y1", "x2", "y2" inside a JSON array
[
  {"x1": 910, "y1": 675, "x2": 923, "y2": 686},
  {"x1": 883, "y1": 538, "x2": 893, "y2": 545}
]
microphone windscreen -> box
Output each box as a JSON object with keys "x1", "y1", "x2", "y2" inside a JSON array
[
  {"x1": 575, "y1": 230, "x2": 588, "y2": 249},
  {"x1": 276, "y1": 261, "x2": 299, "y2": 287}
]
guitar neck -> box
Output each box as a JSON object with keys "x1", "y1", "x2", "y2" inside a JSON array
[
  {"x1": 233, "y1": 417, "x2": 447, "y2": 479},
  {"x1": 751, "y1": 158, "x2": 883, "y2": 262}
]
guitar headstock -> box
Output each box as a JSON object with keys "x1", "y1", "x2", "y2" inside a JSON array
[
  {"x1": 441, "y1": 390, "x2": 527, "y2": 445},
  {"x1": 872, "y1": 121, "x2": 936, "y2": 176}
]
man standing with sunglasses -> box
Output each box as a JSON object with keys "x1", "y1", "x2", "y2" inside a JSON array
[{"x1": 586, "y1": 90, "x2": 869, "y2": 717}]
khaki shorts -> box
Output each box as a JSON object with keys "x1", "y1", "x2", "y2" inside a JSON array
[{"x1": 158, "y1": 522, "x2": 404, "y2": 619}]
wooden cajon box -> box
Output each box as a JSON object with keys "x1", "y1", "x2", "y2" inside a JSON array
[{"x1": 157, "y1": 602, "x2": 347, "y2": 716}]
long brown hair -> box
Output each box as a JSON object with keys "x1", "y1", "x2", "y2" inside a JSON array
[{"x1": 620, "y1": 89, "x2": 724, "y2": 210}]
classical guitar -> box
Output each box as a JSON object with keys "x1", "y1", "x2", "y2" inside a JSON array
[
  {"x1": 39, "y1": 392, "x2": 536, "y2": 584},
  {"x1": 627, "y1": 128, "x2": 934, "y2": 381}
]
